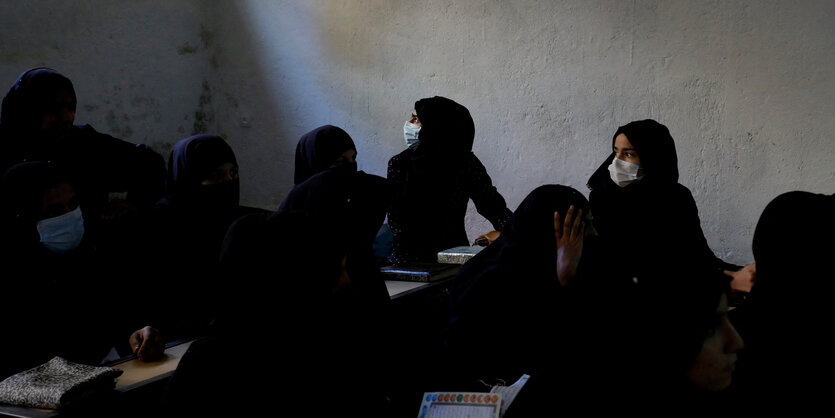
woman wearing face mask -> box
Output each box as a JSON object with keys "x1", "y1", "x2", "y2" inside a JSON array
[
  {"x1": 0, "y1": 67, "x2": 166, "y2": 239},
  {"x1": 586, "y1": 119, "x2": 754, "y2": 292},
  {"x1": 144, "y1": 134, "x2": 268, "y2": 343},
  {"x1": 387, "y1": 96, "x2": 513, "y2": 264},
  {"x1": 0, "y1": 161, "x2": 164, "y2": 379}
]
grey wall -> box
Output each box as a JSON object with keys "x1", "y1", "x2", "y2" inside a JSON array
[{"x1": 2, "y1": 0, "x2": 833, "y2": 265}]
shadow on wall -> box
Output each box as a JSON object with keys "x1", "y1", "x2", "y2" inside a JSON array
[{"x1": 201, "y1": 2, "x2": 300, "y2": 210}]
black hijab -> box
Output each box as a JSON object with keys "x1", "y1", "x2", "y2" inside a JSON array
[
  {"x1": 729, "y1": 190, "x2": 835, "y2": 409},
  {"x1": 408, "y1": 96, "x2": 475, "y2": 176},
  {"x1": 587, "y1": 118, "x2": 679, "y2": 194},
  {"x1": 0, "y1": 67, "x2": 77, "y2": 138},
  {"x1": 279, "y1": 165, "x2": 390, "y2": 305},
  {"x1": 750, "y1": 190, "x2": 835, "y2": 303},
  {"x1": 585, "y1": 119, "x2": 722, "y2": 276},
  {"x1": 158, "y1": 134, "x2": 240, "y2": 213},
  {"x1": 452, "y1": 184, "x2": 590, "y2": 291},
  {"x1": 413, "y1": 96, "x2": 475, "y2": 154},
  {"x1": 446, "y1": 185, "x2": 590, "y2": 383},
  {"x1": 293, "y1": 124, "x2": 356, "y2": 185}
]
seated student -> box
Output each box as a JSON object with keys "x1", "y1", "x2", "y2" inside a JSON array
[
  {"x1": 291, "y1": 123, "x2": 397, "y2": 267},
  {"x1": 445, "y1": 184, "x2": 596, "y2": 391},
  {"x1": 0, "y1": 67, "x2": 166, "y2": 242},
  {"x1": 292, "y1": 124, "x2": 359, "y2": 185},
  {"x1": 387, "y1": 96, "x2": 513, "y2": 264},
  {"x1": 142, "y1": 134, "x2": 268, "y2": 343},
  {"x1": 586, "y1": 119, "x2": 755, "y2": 292},
  {"x1": 0, "y1": 161, "x2": 163, "y2": 380},
  {"x1": 505, "y1": 263, "x2": 744, "y2": 415},
  {"x1": 162, "y1": 161, "x2": 393, "y2": 417},
  {"x1": 728, "y1": 190, "x2": 835, "y2": 412}
]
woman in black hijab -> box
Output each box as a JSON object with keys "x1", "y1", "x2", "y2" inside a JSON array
[
  {"x1": 162, "y1": 138, "x2": 394, "y2": 416},
  {"x1": 586, "y1": 119, "x2": 753, "y2": 290},
  {"x1": 728, "y1": 190, "x2": 835, "y2": 412},
  {"x1": 0, "y1": 161, "x2": 163, "y2": 379},
  {"x1": 504, "y1": 255, "x2": 744, "y2": 415},
  {"x1": 0, "y1": 67, "x2": 166, "y2": 238},
  {"x1": 292, "y1": 124, "x2": 358, "y2": 185},
  {"x1": 387, "y1": 96, "x2": 513, "y2": 264},
  {"x1": 445, "y1": 184, "x2": 594, "y2": 389},
  {"x1": 145, "y1": 134, "x2": 266, "y2": 343}
]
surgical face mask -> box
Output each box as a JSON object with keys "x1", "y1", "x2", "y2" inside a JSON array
[
  {"x1": 608, "y1": 158, "x2": 644, "y2": 187},
  {"x1": 36, "y1": 206, "x2": 85, "y2": 253},
  {"x1": 403, "y1": 121, "x2": 421, "y2": 147}
]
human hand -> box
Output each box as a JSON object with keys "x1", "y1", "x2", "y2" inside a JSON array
[
  {"x1": 129, "y1": 326, "x2": 165, "y2": 362},
  {"x1": 473, "y1": 230, "x2": 501, "y2": 246},
  {"x1": 555, "y1": 206, "x2": 585, "y2": 286},
  {"x1": 726, "y1": 263, "x2": 756, "y2": 293},
  {"x1": 101, "y1": 198, "x2": 138, "y2": 221}
]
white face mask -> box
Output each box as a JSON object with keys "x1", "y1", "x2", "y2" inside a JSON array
[
  {"x1": 608, "y1": 158, "x2": 644, "y2": 187},
  {"x1": 36, "y1": 206, "x2": 85, "y2": 253},
  {"x1": 403, "y1": 121, "x2": 421, "y2": 147}
]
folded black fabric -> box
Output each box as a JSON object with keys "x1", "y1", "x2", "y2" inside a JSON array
[{"x1": 0, "y1": 356, "x2": 123, "y2": 409}]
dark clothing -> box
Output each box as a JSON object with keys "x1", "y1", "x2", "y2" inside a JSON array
[
  {"x1": 387, "y1": 150, "x2": 512, "y2": 264},
  {"x1": 446, "y1": 185, "x2": 591, "y2": 387},
  {"x1": 729, "y1": 191, "x2": 835, "y2": 412},
  {"x1": 586, "y1": 119, "x2": 738, "y2": 279},
  {"x1": 0, "y1": 68, "x2": 166, "y2": 241},
  {"x1": 387, "y1": 147, "x2": 512, "y2": 264},
  {"x1": 387, "y1": 96, "x2": 512, "y2": 265},
  {"x1": 143, "y1": 135, "x2": 267, "y2": 342},
  {"x1": 162, "y1": 163, "x2": 395, "y2": 416},
  {"x1": 0, "y1": 241, "x2": 122, "y2": 380},
  {"x1": 0, "y1": 162, "x2": 129, "y2": 380}
]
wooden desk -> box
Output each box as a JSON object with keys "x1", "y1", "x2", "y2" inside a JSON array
[
  {"x1": 111, "y1": 339, "x2": 193, "y2": 392},
  {"x1": 0, "y1": 339, "x2": 194, "y2": 418}
]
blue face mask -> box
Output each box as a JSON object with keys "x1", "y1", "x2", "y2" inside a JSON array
[
  {"x1": 403, "y1": 121, "x2": 421, "y2": 147},
  {"x1": 36, "y1": 206, "x2": 85, "y2": 253}
]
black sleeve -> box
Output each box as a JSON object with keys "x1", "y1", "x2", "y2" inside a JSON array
[
  {"x1": 79, "y1": 124, "x2": 167, "y2": 208},
  {"x1": 385, "y1": 152, "x2": 412, "y2": 264},
  {"x1": 673, "y1": 185, "x2": 739, "y2": 272},
  {"x1": 465, "y1": 153, "x2": 513, "y2": 231}
]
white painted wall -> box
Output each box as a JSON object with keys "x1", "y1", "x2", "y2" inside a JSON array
[{"x1": 2, "y1": 0, "x2": 833, "y2": 265}]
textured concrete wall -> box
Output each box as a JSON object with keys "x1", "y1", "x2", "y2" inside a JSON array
[{"x1": 2, "y1": 0, "x2": 833, "y2": 265}]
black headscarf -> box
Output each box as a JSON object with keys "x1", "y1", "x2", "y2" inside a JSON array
[
  {"x1": 729, "y1": 190, "x2": 835, "y2": 409},
  {"x1": 452, "y1": 184, "x2": 590, "y2": 290},
  {"x1": 413, "y1": 96, "x2": 475, "y2": 155},
  {"x1": 0, "y1": 67, "x2": 77, "y2": 138},
  {"x1": 585, "y1": 119, "x2": 727, "y2": 276},
  {"x1": 293, "y1": 125, "x2": 356, "y2": 185},
  {"x1": 0, "y1": 67, "x2": 167, "y2": 225},
  {"x1": 446, "y1": 184, "x2": 590, "y2": 383},
  {"x1": 279, "y1": 164, "x2": 390, "y2": 305},
  {"x1": 587, "y1": 118, "x2": 679, "y2": 194},
  {"x1": 161, "y1": 134, "x2": 239, "y2": 211},
  {"x1": 407, "y1": 96, "x2": 475, "y2": 176},
  {"x1": 750, "y1": 190, "x2": 835, "y2": 303}
]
